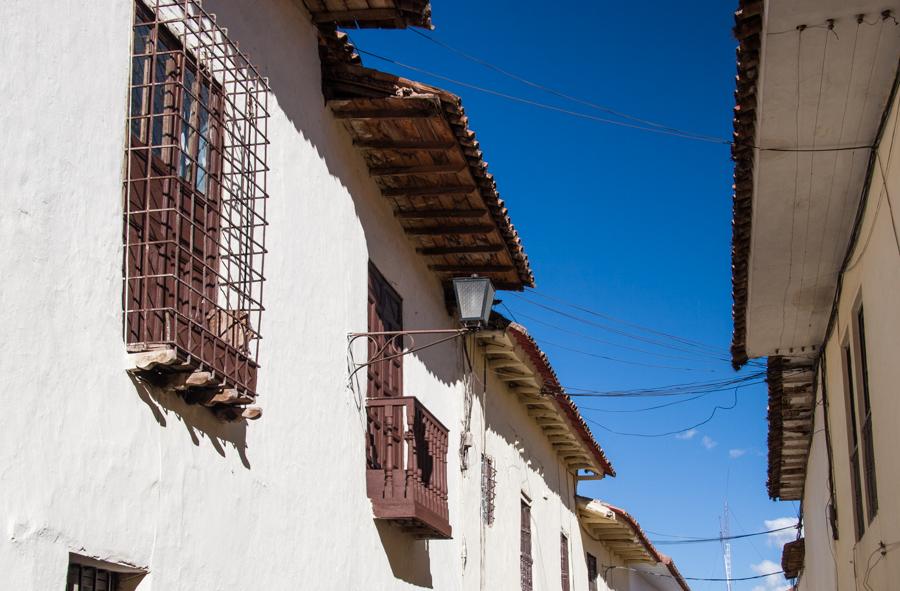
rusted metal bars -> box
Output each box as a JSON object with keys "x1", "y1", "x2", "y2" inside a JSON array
[{"x1": 124, "y1": 0, "x2": 269, "y2": 397}]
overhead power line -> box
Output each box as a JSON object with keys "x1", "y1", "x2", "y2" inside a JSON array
[
  {"x1": 603, "y1": 563, "x2": 785, "y2": 582},
  {"x1": 408, "y1": 28, "x2": 722, "y2": 141},
  {"x1": 651, "y1": 524, "x2": 798, "y2": 545},
  {"x1": 354, "y1": 47, "x2": 874, "y2": 153},
  {"x1": 581, "y1": 387, "x2": 741, "y2": 437}
]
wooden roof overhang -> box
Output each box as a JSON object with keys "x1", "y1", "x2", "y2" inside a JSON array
[
  {"x1": 730, "y1": 0, "x2": 900, "y2": 367},
  {"x1": 474, "y1": 322, "x2": 614, "y2": 479},
  {"x1": 302, "y1": 0, "x2": 432, "y2": 29},
  {"x1": 767, "y1": 356, "x2": 815, "y2": 500},
  {"x1": 782, "y1": 538, "x2": 805, "y2": 579},
  {"x1": 576, "y1": 497, "x2": 691, "y2": 591},
  {"x1": 320, "y1": 31, "x2": 534, "y2": 291}
]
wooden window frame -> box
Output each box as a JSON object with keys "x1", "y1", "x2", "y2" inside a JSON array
[
  {"x1": 586, "y1": 552, "x2": 598, "y2": 591},
  {"x1": 842, "y1": 338, "x2": 866, "y2": 541},
  {"x1": 853, "y1": 305, "x2": 878, "y2": 523},
  {"x1": 367, "y1": 262, "x2": 403, "y2": 399}
]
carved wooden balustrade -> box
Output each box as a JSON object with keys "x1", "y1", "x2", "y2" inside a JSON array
[{"x1": 365, "y1": 396, "x2": 451, "y2": 539}]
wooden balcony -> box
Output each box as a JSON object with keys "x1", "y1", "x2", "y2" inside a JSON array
[{"x1": 365, "y1": 396, "x2": 451, "y2": 539}]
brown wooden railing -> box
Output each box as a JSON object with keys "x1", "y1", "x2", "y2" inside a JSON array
[{"x1": 365, "y1": 396, "x2": 451, "y2": 539}]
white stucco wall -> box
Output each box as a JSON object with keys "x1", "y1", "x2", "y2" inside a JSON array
[
  {"x1": 796, "y1": 371, "x2": 836, "y2": 591},
  {"x1": 460, "y1": 350, "x2": 596, "y2": 591},
  {"x1": 799, "y1": 81, "x2": 900, "y2": 591},
  {"x1": 0, "y1": 1, "x2": 621, "y2": 590},
  {"x1": 0, "y1": 0, "x2": 470, "y2": 588}
]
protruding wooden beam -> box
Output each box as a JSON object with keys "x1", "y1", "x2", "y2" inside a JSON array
[
  {"x1": 417, "y1": 244, "x2": 503, "y2": 256},
  {"x1": 370, "y1": 162, "x2": 466, "y2": 176},
  {"x1": 429, "y1": 264, "x2": 514, "y2": 273},
  {"x1": 398, "y1": 209, "x2": 487, "y2": 219},
  {"x1": 406, "y1": 225, "x2": 495, "y2": 236},
  {"x1": 353, "y1": 139, "x2": 456, "y2": 150},
  {"x1": 381, "y1": 184, "x2": 476, "y2": 197}
]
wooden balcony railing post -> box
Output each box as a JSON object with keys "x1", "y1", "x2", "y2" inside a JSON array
[
  {"x1": 384, "y1": 411, "x2": 394, "y2": 499},
  {"x1": 365, "y1": 396, "x2": 451, "y2": 539}
]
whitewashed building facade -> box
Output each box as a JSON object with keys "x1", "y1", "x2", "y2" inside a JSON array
[
  {"x1": 730, "y1": 0, "x2": 900, "y2": 589},
  {"x1": 0, "y1": 1, "x2": 689, "y2": 589}
]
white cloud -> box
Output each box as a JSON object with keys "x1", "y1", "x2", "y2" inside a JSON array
[
  {"x1": 765, "y1": 517, "x2": 800, "y2": 547},
  {"x1": 675, "y1": 429, "x2": 698, "y2": 440},
  {"x1": 750, "y1": 559, "x2": 791, "y2": 590},
  {"x1": 729, "y1": 448, "x2": 747, "y2": 459},
  {"x1": 701, "y1": 435, "x2": 718, "y2": 450}
]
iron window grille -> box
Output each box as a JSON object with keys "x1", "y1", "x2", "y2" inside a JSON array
[
  {"x1": 560, "y1": 533, "x2": 570, "y2": 591},
  {"x1": 124, "y1": 0, "x2": 269, "y2": 398},
  {"x1": 481, "y1": 453, "x2": 496, "y2": 526},
  {"x1": 520, "y1": 499, "x2": 533, "y2": 591}
]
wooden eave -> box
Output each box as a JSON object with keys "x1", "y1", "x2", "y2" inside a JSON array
[
  {"x1": 302, "y1": 0, "x2": 432, "y2": 29},
  {"x1": 781, "y1": 538, "x2": 805, "y2": 579},
  {"x1": 320, "y1": 30, "x2": 534, "y2": 291},
  {"x1": 475, "y1": 323, "x2": 614, "y2": 479},
  {"x1": 766, "y1": 356, "x2": 815, "y2": 501},
  {"x1": 576, "y1": 497, "x2": 691, "y2": 591}
]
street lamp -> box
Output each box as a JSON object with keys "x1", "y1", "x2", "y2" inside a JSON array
[{"x1": 452, "y1": 275, "x2": 495, "y2": 329}]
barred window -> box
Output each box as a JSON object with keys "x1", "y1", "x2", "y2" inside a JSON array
[
  {"x1": 481, "y1": 454, "x2": 496, "y2": 526},
  {"x1": 124, "y1": 0, "x2": 269, "y2": 399},
  {"x1": 560, "y1": 533, "x2": 570, "y2": 591},
  {"x1": 520, "y1": 498, "x2": 533, "y2": 591}
]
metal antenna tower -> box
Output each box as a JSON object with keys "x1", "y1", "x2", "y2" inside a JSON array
[{"x1": 720, "y1": 501, "x2": 734, "y2": 591}]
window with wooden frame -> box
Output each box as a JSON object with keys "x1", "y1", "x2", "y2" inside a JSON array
[
  {"x1": 843, "y1": 343, "x2": 866, "y2": 540},
  {"x1": 367, "y1": 262, "x2": 403, "y2": 398},
  {"x1": 67, "y1": 563, "x2": 118, "y2": 591},
  {"x1": 560, "y1": 533, "x2": 570, "y2": 591},
  {"x1": 124, "y1": 0, "x2": 269, "y2": 400},
  {"x1": 855, "y1": 307, "x2": 878, "y2": 522},
  {"x1": 586, "y1": 553, "x2": 598, "y2": 591},
  {"x1": 520, "y1": 497, "x2": 533, "y2": 591}
]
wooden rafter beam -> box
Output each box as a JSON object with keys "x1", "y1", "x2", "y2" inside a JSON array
[
  {"x1": 398, "y1": 209, "x2": 487, "y2": 219},
  {"x1": 370, "y1": 162, "x2": 467, "y2": 176},
  {"x1": 381, "y1": 184, "x2": 476, "y2": 197},
  {"x1": 406, "y1": 225, "x2": 495, "y2": 236},
  {"x1": 429, "y1": 264, "x2": 514, "y2": 273},
  {"x1": 353, "y1": 139, "x2": 456, "y2": 150},
  {"x1": 416, "y1": 244, "x2": 503, "y2": 256}
]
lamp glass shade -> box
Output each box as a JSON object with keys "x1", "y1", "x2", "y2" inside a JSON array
[{"x1": 452, "y1": 276, "x2": 495, "y2": 327}]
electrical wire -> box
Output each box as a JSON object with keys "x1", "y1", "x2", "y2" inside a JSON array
[
  {"x1": 353, "y1": 47, "x2": 874, "y2": 153},
  {"x1": 650, "y1": 524, "x2": 798, "y2": 545},
  {"x1": 535, "y1": 338, "x2": 719, "y2": 372},
  {"x1": 408, "y1": 28, "x2": 722, "y2": 141},
  {"x1": 602, "y1": 563, "x2": 784, "y2": 582},
  {"x1": 520, "y1": 289, "x2": 727, "y2": 356},
  {"x1": 575, "y1": 391, "x2": 712, "y2": 413},
  {"x1": 508, "y1": 293, "x2": 736, "y2": 363},
  {"x1": 582, "y1": 388, "x2": 740, "y2": 437}
]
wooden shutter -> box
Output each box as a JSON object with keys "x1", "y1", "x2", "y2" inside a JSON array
[
  {"x1": 367, "y1": 263, "x2": 403, "y2": 398},
  {"x1": 67, "y1": 564, "x2": 118, "y2": 591},
  {"x1": 560, "y1": 533, "x2": 570, "y2": 591},
  {"x1": 520, "y1": 500, "x2": 533, "y2": 591},
  {"x1": 587, "y1": 553, "x2": 598, "y2": 591}
]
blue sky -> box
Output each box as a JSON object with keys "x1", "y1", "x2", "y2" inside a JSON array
[{"x1": 350, "y1": 2, "x2": 797, "y2": 588}]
